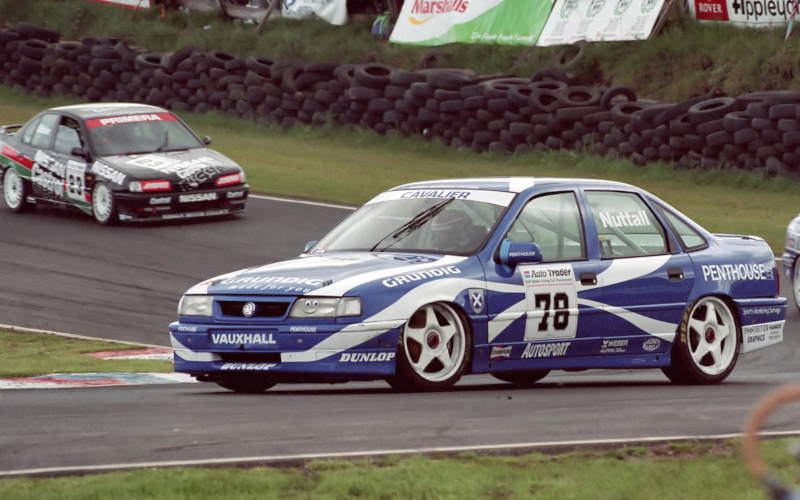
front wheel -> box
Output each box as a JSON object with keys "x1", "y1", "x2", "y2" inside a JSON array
[
  {"x1": 662, "y1": 296, "x2": 740, "y2": 385},
  {"x1": 3, "y1": 168, "x2": 32, "y2": 213},
  {"x1": 92, "y1": 182, "x2": 117, "y2": 225},
  {"x1": 389, "y1": 302, "x2": 472, "y2": 392}
]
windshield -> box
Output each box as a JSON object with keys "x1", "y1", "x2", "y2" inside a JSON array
[
  {"x1": 311, "y1": 190, "x2": 515, "y2": 255},
  {"x1": 87, "y1": 113, "x2": 204, "y2": 156}
]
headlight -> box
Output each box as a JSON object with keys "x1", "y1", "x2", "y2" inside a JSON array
[
  {"x1": 178, "y1": 295, "x2": 214, "y2": 316},
  {"x1": 289, "y1": 297, "x2": 362, "y2": 318}
]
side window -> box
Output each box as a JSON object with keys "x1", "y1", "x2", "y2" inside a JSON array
[
  {"x1": 20, "y1": 116, "x2": 41, "y2": 144},
  {"x1": 655, "y1": 203, "x2": 707, "y2": 251},
  {"x1": 30, "y1": 114, "x2": 60, "y2": 150},
  {"x1": 586, "y1": 191, "x2": 667, "y2": 258},
  {"x1": 54, "y1": 117, "x2": 83, "y2": 155},
  {"x1": 507, "y1": 192, "x2": 586, "y2": 262}
]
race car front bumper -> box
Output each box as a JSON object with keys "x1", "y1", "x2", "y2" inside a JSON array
[
  {"x1": 114, "y1": 184, "x2": 249, "y2": 222},
  {"x1": 169, "y1": 319, "x2": 405, "y2": 382}
]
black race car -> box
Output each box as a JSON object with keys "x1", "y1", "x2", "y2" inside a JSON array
[{"x1": 0, "y1": 103, "x2": 248, "y2": 225}]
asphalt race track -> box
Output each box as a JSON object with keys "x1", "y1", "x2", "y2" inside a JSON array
[{"x1": 1, "y1": 197, "x2": 800, "y2": 475}]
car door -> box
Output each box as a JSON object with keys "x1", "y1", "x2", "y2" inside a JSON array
[
  {"x1": 483, "y1": 190, "x2": 604, "y2": 370},
  {"x1": 51, "y1": 115, "x2": 91, "y2": 210},
  {"x1": 581, "y1": 189, "x2": 694, "y2": 355},
  {"x1": 24, "y1": 113, "x2": 63, "y2": 201}
]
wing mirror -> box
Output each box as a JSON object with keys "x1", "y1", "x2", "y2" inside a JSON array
[
  {"x1": 304, "y1": 241, "x2": 318, "y2": 253},
  {"x1": 70, "y1": 147, "x2": 91, "y2": 161},
  {"x1": 496, "y1": 240, "x2": 543, "y2": 267},
  {"x1": 201, "y1": 136, "x2": 212, "y2": 146}
]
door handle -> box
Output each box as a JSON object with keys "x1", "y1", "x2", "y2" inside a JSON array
[
  {"x1": 668, "y1": 268, "x2": 684, "y2": 281},
  {"x1": 580, "y1": 272, "x2": 597, "y2": 286}
]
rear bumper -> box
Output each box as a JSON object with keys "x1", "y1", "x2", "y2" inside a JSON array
[{"x1": 732, "y1": 297, "x2": 787, "y2": 353}]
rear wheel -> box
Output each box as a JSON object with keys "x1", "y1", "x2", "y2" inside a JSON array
[
  {"x1": 662, "y1": 296, "x2": 740, "y2": 384},
  {"x1": 216, "y1": 377, "x2": 277, "y2": 394},
  {"x1": 389, "y1": 302, "x2": 471, "y2": 392},
  {"x1": 3, "y1": 168, "x2": 32, "y2": 213},
  {"x1": 91, "y1": 182, "x2": 117, "y2": 225},
  {"x1": 491, "y1": 370, "x2": 550, "y2": 387}
]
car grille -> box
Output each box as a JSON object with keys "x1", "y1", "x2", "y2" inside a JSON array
[
  {"x1": 218, "y1": 300, "x2": 290, "y2": 318},
  {"x1": 175, "y1": 179, "x2": 217, "y2": 192}
]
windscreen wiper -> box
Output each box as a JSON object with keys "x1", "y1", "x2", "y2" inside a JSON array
[{"x1": 369, "y1": 198, "x2": 454, "y2": 252}]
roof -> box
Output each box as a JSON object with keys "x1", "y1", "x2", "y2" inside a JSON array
[
  {"x1": 49, "y1": 103, "x2": 169, "y2": 120},
  {"x1": 391, "y1": 177, "x2": 634, "y2": 194}
]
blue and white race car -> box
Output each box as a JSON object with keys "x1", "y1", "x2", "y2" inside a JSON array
[
  {"x1": 782, "y1": 214, "x2": 800, "y2": 311},
  {"x1": 171, "y1": 177, "x2": 786, "y2": 393}
]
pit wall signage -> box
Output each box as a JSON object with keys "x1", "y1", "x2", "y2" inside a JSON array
[
  {"x1": 536, "y1": 0, "x2": 666, "y2": 46},
  {"x1": 390, "y1": 0, "x2": 555, "y2": 46},
  {"x1": 84, "y1": 0, "x2": 151, "y2": 9},
  {"x1": 689, "y1": 0, "x2": 795, "y2": 26}
]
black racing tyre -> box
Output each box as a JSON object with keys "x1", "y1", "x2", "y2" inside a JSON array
[
  {"x1": 531, "y1": 66, "x2": 572, "y2": 84},
  {"x1": 354, "y1": 63, "x2": 394, "y2": 89},
  {"x1": 734, "y1": 128, "x2": 759, "y2": 145},
  {"x1": 216, "y1": 377, "x2": 277, "y2": 394},
  {"x1": 491, "y1": 369, "x2": 550, "y2": 387},
  {"x1": 783, "y1": 131, "x2": 800, "y2": 148},
  {"x1": 557, "y1": 86, "x2": 602, "y2": 107},
  {"x1": 611, "y1": 101, "x2": 651, "y2": 125},
  {"x1": 529, "y1": 89, "x2": 561, "y2": 113},
  {"x1": 481, "y1": 78, "x2": 528, "y2": 99},
  {"x1": 246, "y1": 55, "x2": 275, "y2": 78},
  {"x1": 167, "y1": 46, "x2": 199, "y2": 73},
  {"x1": 135, "y1": 53, "x2": 164, "y2": 72},
  {"x1": 706, "y1": 130, "x2": 732, "y2": 147},
  {"x1": 206, "y1": 49, "x2": 237, "y2": 70},
  {"x1": 654, "y1": 95, "x2": 710, "y2": 126},
  {"x1": 17, "y1": 39, "x2": 50, "y2": 60},
  {"x1": 600, "y1": 86, "x2": 637, "y2": 110},
  {"x1": 745, "y1": 102, "x2": 769, "y2": 119},
  {"x1": 3, "y1": 168, "x2": 33, "y2": 213},
  {"x1": 662, "y1": 296, "x2": 741, "y2": 385},
  {"x1": 334, "y1": 64, "x2": 357, "y2": 87},
  {"x1": 224, "y1": 57, "x2": 247, "y2": 73},
  {"x1": 556, "y1": 105, "x2": 602, "y2": 123},
  {"x1": 391, "y1": 302, "x2": 472, "y2": 392},
  {"x1": 769, "y1": 103, "x2": 798, "y2": 120},
  {"x1": 669, "y1": 113, "x2": 695, "y2": 135},
  {"x1": 778, "y1": 119, "x2": 800, "y2": 132},
  {"x1": 390, "y1": 69, "x2": 427, "y2": 86},
  {"x1": 554, "y1": 42, "x2": 584, "y2": 69},
  {"x1": 409, "y1": 82, "x2": 435, "y2": 99},
  {"x1": 15, "y1": 22, "x2": 60, "y2": 43},
  {"x1": 426, "y1": 69, "x2": 476, "y2": 91},
  {"x1": 91, "y1": 182, "x2": 117, "y2": 226},
  {"x1": 723, "y1": 111, "x2": 751, "y2": 133}
]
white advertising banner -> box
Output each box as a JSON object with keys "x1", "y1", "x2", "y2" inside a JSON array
[
  {"x1": 85, "y1": 0, "x2": 151, "y2": 7},
  {"x1": 282, "y1": 0, "x2": 348, "y2": 25},
  {"x1": 390, "y1": 0, "x2": 555, "y2": 46},
  {"x1": 689, "y1": 0, "x2": 794, "y2": 27},
  {"x1": 536, "y1": 0, "x2": 666, "y2": 46}
]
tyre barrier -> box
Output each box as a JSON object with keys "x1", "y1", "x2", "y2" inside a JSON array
[{"x1": 2, "y1": 22, "x2": 800, "y2": 175}]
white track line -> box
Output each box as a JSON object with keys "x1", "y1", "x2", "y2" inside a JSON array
[
  {"x1": 249, "y1": 194, "x2": 354, "y2": 211},
  {"x1": 2, "y1": 430, "x2": 799, "y2": 477},
  {"x1": 0, "y1": 324, "x2": 169, "y2": 348}
]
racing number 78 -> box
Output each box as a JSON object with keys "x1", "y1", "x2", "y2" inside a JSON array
[{"x1": 535, "y1": 293, "x2": 569, "y2": 331}]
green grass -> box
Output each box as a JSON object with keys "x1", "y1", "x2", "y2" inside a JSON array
[
  {"x1": 2, "y1": 440, "x2": 800, "y2": 498},
  {"x1": 0, "y1": 331, "x2": 173, "y2": 378},
  {"x1": 0, "y1": 84, "x2": 797, "y2": 252}
]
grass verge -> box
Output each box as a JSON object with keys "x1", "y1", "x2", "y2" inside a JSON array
[
  {"x1": 0, "y1": 331, "x2": 173, "y2": 378},
  {"x1": 1, "y1": 86, "x2": 795, "y2": 252},
  {"x1": 1, "y1": 440, "x2": 798, "y2": 498}
]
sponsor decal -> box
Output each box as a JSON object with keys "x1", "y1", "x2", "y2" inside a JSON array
[
  {"x1": 289, "y1": 326, "x2": 317, "y2": 333},
  {"x1": 177, "y1": 326, "x2": 197, "y2": 332},
  {"x1": 409, "y1": 0, "x2": 469, "y2": 17},
  {"x1": 127, "y1": 155, "x2": 180, "y2": 169},
  {"x1": 521, "y1": 342, "x2": 571, "y2": 359},
  {"x1": 227, "y1": 190, "x2": 246, "y2": 199},
  {"x1": 220, "y1": 276, "x2": 324, "y2": 286},
  {"x1": 743, "y1": 322, "x2": 784, "y2": 342},
  {"x1": 179, "y1": 192, "x2": 218, "y2": 203},
  {"x1": 221, "y1": 363, "x2": 276, "y2": 370},
  {"x1": 65, "y1": 160, "x2": 87, "y2": 202},
  {"x1": 598, "y1": 210, "x2": 651, "y2": 228},
  {"x1": 400, "y1": 190, "x2": 471, "y2": 200},
  {"x1": 521, "y1": 265, "x2": 574, "y2": 286},
  {"x1": 490, "y1": 346, "x2": 512, "y2": 359},
  {"x1": 741, "y1": 306, "x2": 782, "y2": 315},
  {"x1": 642, "y1": 338, "x2": 661, "y2": 351},
  {"x1": 86, "y1": 113, "x2": 176, "y2": 128},
  {"x1": 694, "y1": 0, "x2": 728, "y2": 19},
  {"x1": 211, "y1": 333, "x2": 277, "y2": 345},
  {"x1": 31, "y1": 150, "x2": 65, "y2": 198},
  {"x1": 469, "y1": 288, "x2": 485, "y2": 314},
  {"x1": 1, "y1": 144, "x2": 33, "y2": 169},
  {"x1": 382, "y1": 265, "x2": 461, "y2": 287},
  {"x1": 149, "y1": 196, "x2": 171, "y2": 205},
  {"x1": 600, "y1": 339, "x2": 628, "y2": 354},
  {"x1": 91, "y1": 162, "x2": 127, "y2": 185},
  {"x1": 339, "y1": 352, "x2": 396, "y2": 362},
  {"x1": 701, "y1": 263, "x2": 773, "y2": 281}
]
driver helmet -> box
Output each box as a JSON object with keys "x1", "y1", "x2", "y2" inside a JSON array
[{"x1": 430, "y1": 209, "x2": 472, "y2": 251}]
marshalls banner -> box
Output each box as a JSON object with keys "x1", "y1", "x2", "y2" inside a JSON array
[
  {"x1": 536, "y1": 0, "x2": 666, "y2": 46},
  {"x1": 389, "y1": 0, "x2": 555, "y2": 46}
]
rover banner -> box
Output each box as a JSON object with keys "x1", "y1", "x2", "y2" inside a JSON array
[
  {"x1": 389, "y1": 0, "x2": 554, "y2": 45},
  {"x1": 537, "y1": 0, "x2": 666, "y2": 45},
  {"x1": 689, "y1": 0, "x2": 796, "y2": 27}
]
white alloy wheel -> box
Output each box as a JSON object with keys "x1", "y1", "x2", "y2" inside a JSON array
[
  {"x1": 92, "y1": 182, "x2": 116, "y2": 225},
  {"x1": 685, "y1": 296, "x2": 737, "y2": 376},
  {"x1": 393, "y1": 302, "x2": 470, "y2": 391},
  {"x1": 3, "y1": 168, "x2": 28, "y2": 212}
]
